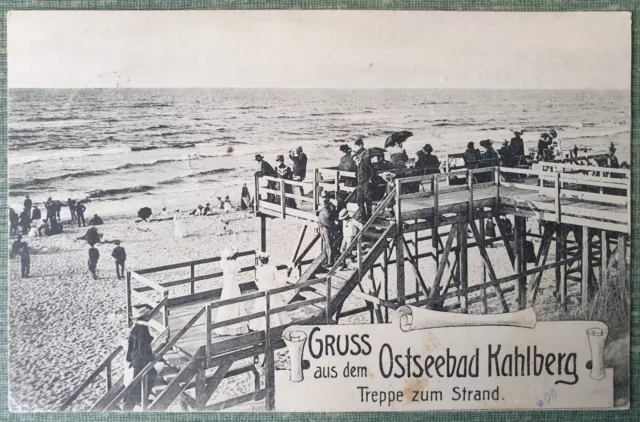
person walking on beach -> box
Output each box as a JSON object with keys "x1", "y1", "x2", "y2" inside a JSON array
[
  {"x1": 255, "y1": 154, "x2": 277, "y2": 203},
  {"x1": 112, "y1": 241, "x2": 127, "y2": 280},
  {"x1": 10, "y1": 208, "x2": 19, "y2": 236},
  {"x1": 289, "y1": 146, "x2": 307, "y2": 196},
  {"x1": 249, "y1": 252, "x2": 292, "y2": 332},
  {"x1": 53, "y1": 200, "x2": 62, "y2": 221},
  {"x1": 213, "y1": 248, "x2": 249, "y2": 336},
  {"x1": 123, "y1": 306, "x2": 157, "y2": 411},
  {"x1": 45, "y1": 198, "x2": 56, "y2": 223},
  {"x1": 317, "y1": 195, "x2": 337, "y2": 270},
  {"x1": 76, "y1": 202, "x2": 87, "y2": 227},
  {"x1": 24, "y1": 195, "x2": 32, "y2": 213},
  {"x1": 68, "y1": 198, "x2": 77, "y2": 222},
  {"x1": 19, "y1": 208, "x2": 31, "y2": 235},
  {"x1": 11, "y1": 235, "x2": 24, "y2": 258},
  {"x1": 88, "y1": 245, "x2": 100, "y2": 280},
  {"x1": 20, "y1": 242, "x2": 30, "y2": 278}
]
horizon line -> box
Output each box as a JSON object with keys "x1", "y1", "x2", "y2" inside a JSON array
[{"x1": 7, "y1": 86, "x2": 629, "y2": 91}]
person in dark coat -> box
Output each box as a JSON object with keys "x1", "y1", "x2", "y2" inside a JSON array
[
  {"x1": 31, "y1": 205, "x2": 42, "y2": 221},
  {"x1": 45, "y1": 198, "x2": 56, "y2": 223},
  {"x1": 338, "y1": 144, "x2": 357, "y2": 187},
  {"x1": 20, "y1": 242, "x2": 30, "y2": 278},
  {"x1": 53, "y1": 201, "x2": 62, "y2": 221},
  {"x1": 289, "y1": 146, "x2": 308, "y2": 196},
  {"x1": 608, "y1": 143, "x2": 620, "y2": 169},
  {"x1": 509, "y1": 131, "x2": 525, "y2": 160},
  {"x1": 10, "y1": 208, "x2": 19, "y2": 236},
  {"x1": 112, "y1": 240, "x2": 127, "y2": 280},
  {"x1": 537, "y1": 133, "x2": 553, "y2": 161},
  {"x1": 203, "y1": 203, "x2": 212, "y2": 215},
  {"x1": 123, "y1": 307, "x2": 157, "y2": 411},
  {"x1": 76, "y1": 202, "x2": 87, "y2": 227},
  {"x1": 422, "y1": 144, "x2": 441, "y2": 174},
  {"x1": 68, "y1": 198, "x2": 77, "y2": 222},
  {"x1": 275, "y1": 155, "x2": 297, "y2": 209},
  {"x1": 463, "y1": 142, "x2": 482, "y2": 169},
  {"x1": 353, "y1": 137, "x2": 365, "y2": 159},
  {"x1": 240, "y1": 184, "x2": 251, "y2": 210},
  {"x1": 353, "y1": 152, "x2": 375, "y2": 222},
  {"x1": 11, "y1": 235, "x2": 24, "y2": 258},
  {"x1": 88, "y1": 245, "x2": 100, "y2": 280},
  {"x1": 88, "y1": 214, "x2": 104, "y2": 225},
  {"x1": 255, "y1": 154, "x2": 278, "y2": 203},
  {"x1": 24, "y1": 196, "x2": 32, "y2": 213},
  {"x1": 19, "y1": 208, "x2": 31, "y2": 235}
]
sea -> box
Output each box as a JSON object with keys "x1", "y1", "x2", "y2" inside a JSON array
[{"x1": 8, "y1": 88, "x2": 631, "y2": 217}]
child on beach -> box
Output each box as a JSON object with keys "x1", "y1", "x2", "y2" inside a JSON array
[
  {"x1": 223, "y1": 196, "x2": 233, "y2": 213},
  {"x1": 20, "y1": 242, "x2": 30, "y2": 278},
  {"x1": 213, "y1": 248, "x2": 249, "y2": 336}
]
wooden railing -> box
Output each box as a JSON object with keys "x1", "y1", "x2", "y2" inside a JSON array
[{"x1": 254, "y1": 174, "x2": 316, "y2": 220}]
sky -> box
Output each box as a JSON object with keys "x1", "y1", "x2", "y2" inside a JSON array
[{"x1": 7, "y1": 11, "x2": 631, "y2": 90}]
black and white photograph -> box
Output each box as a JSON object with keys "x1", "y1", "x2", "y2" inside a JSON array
[{"x1": 7, "y1": 11, "x2": 630, "y2": 412}]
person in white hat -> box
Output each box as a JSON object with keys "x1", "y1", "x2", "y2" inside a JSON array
[
  {"x1": 339, "y1": 208, "x2": 363, "y2": 269},
  {"x1": 249, "y1": 251, "x2": 291, "y2": 332},
  {"x1": 123, "y1": 306, "x2": 157, "y2": 410},
  {"x1": 213, "y1": 248, "x2": 249, "y2": 336}
]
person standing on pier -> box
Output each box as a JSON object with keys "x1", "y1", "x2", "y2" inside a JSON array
[
  {"x1": 75, "y1": 202, "x2": 87, "y2": 227},
  {"x1": 338, "y1": 208, "x2": 364, "y2": 269},
  {"x1": 317, "y1": 195, "x2": 338, "y2": 270},
  {"x1": 250, "y1": 252, "x2": 292, "y2": 332},
  {"x1": 289, "y1": 146, "x2": 307, "y2": 196},
  {"x1": 88, "y1": 245, "x2": 100, "y2": 280},
  {"x1": 123, "y1": 306, "x2": 157, "y2": 411},
  {"x1": 537, "y1": 133, "x2": 553, "y2": 161},
  {"x1": 463, "y1": 141, "x2": 482, "y2": 169},
  {"x1": 509, "y1": 131, "x2": 525, "y2": 163},
  {"x1": 112, "y1": 241, "x2": 127, "y2": 280},
  {"x1": 608, "y1": 143, "x2": 620, "y2": 169},
  {"x1": 213, "y1": 248, "x2": 249, "y2": 336},
  {"x1": 255, "y1": 154, "x2": 278, "y2": 203},
  {"x1": 422, "y1": 144, "x2": 441, "y2": 174},
  {"x1": 276, "y1": 155, "x2": 297, "y2": 209},
  {"x1": 338, "y1": 144, "x2": 357, "y2": 187},
  {"x1": 353, "y1": 137, "x2": 365, "y2": 159},
  {"x1": 353, "y1": 152, "x2": 374, "y2": 222}
]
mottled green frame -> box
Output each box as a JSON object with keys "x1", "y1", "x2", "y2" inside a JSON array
[{"x1": 0, "y1": 1, "x2": 636, "y2": 421}]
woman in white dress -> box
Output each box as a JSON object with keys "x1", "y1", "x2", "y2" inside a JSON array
[
  {"x1": 249, "y1": 252, "x2": 292, "y2": 332},
  {"x1": 173, "y1": 210, "x2": 187, "y2": 239},
  {"x1": 213, "y1": 248, "x2": 249, "y2": 336}
]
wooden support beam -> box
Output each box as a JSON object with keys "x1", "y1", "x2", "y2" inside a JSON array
[
  {"x1": 479, "y1": 218, "x2": 487, "y2": 314},
  {"x1": 260, "y1": 215, "x2": 267, "y2": 252},
  {"x1": 401, "y1": 237, "x2": 430, "y2": 297},
  {"x1": 265, "y1": 292, "x2": 275, "y2": 409},
  {"x1": 529, "y1": 224, "x2": 554, "y2": 306},
  {"x1": 469, "y1": 220, "x2": 510, "y2": 313},
  {"x1": 458, "y1": 222, "x2": 468, "y2": 313},
  {"x1": 514, "y1": 216, "x2": 527, "y2": 310},
  {"x1": 195, "y1": 357, "x2": 207, "y2": 409},
  {"x1": 494, "y1": 216, "x2": 516, "y2": 267},
  {"x1": 581, "y1": 226, "x2": 591, "y2": 305},
  {"x1": 427, "y1": 224, "x2": 459, "y2": 305},
  {"x1": 203, "y1": 362, "x2": 233, "y2": 405},
  {"x1": 395, "y1": 178, "x2": 405, "y2": 306}
]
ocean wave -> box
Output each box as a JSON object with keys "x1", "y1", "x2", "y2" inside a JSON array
[
  {"x1": 24, "y1": 116, "x2": 81, "y2": 122},
  {"x1": 236, "y1": 106, "x2": 268, "y2": 110},
  {"x1": 87, "y1": 185, "x2": 156, "y2": 199},
  {"x1": 8, "y1": 146, "x2": 131, "y2": 166},
  {"x1": 310, "y1": 112, "x2": 345, "y2": 117},
  {"x1": 131, "y1": 102, "x2": 172, "y2": 108},
  {"x1": 157, "y1": 167, "x2": 234, "y2": 186}
]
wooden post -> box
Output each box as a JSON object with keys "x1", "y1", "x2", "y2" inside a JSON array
[
  {"x1": 581, "y1": 226, "x2": 591, "y2": 305},
  {"x1": 141, "y1": 374, "x2": 149, "y2": 410},
  {"x1": 280, "y1": 179, "x2": 286, "y2": 218},
  {"x1": 554, "y1": 172, "x2": 561, "y2": 222},
  {"x1": 445, "y1": 154, "x2": 450, "y2": 184},
  {"x1": 205, "y1": 304, "x2": 212, "y2": 362},
  {"x1": 383, "y1": 247, "x2": 389, "y2": 322},
  {"x1": 560, "y1": 229, "x2": 567, "y2": 309},
  {"x1": 162, "y1": 290, "x2": 169, "y2": 331},
  {"x1": 600, "y1": 230, "x2": 608, "y2": 284},
  {"x1": 195, "y1": 357, "x2": 206, "y2": 409},
  {"x1": 126, "y1": 271, "x2": 133, "y2": 327},
  {"x1": 264, "y1": 292, "x2": 275, "y2": 410},
  {"x1": 190, "y1": 264, "x2": 195, "y2": 295},
  {"x1": 260, "y1": 215, "x2": 267, "y2": 253},
  {"x1": 313, "y1": 169, "x2": 319, "y2": 212},
  {"x1": 479, "y1": 218, "x2": 487, "y2": 314},
  {"x1": 254, "y1": 174, "x2": 261, "y2": 216},
  {"x1": 335, "y1": 170, "x2": 340, "y2": 197},
  {"x1": 514, "y1": 216, "x2": 527, "y2": 310},
  {"x1": 555, "y1": 224, "x2": 562, "y2": 298},
  {"x1": 105, "y1": 362, "x2": 112, "y2": 392},
  {"x1": 414, "y1": 219, "x2": 419, "y2": 299},
  {"x1": 395, "y1": 178, "x2": 405, "y2": 305},
  {"x1": 467, "y1": 169, "x2": 474, "y2": 223},
  {"x1": 432, "y1": 176, "x2": 440, "y2": 263},
  {"x1": 458, "y1": 222, "x2": 468, "y2": 313}
]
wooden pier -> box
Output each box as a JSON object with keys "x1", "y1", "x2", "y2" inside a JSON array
[{"x1": 60, "y1": 160, "x2": 630, "y2": 412}]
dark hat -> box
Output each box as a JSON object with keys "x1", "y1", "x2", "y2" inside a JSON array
[
  {"x1": 423, "y1": 144, "x2": 433, "y2": 153},
  {"x1": 549, "y1": 129, "x2": 557, "y2": 136},
  {"x1": 540, "y1": 133, "x2": 550, "y2": 139},
  {"x1": 513, "y1": 131, "x2": 522, "y2": 136},
  {"x1": 276, "y1": 155, "x2": 284, "y2": 162},
  {"x1": 255, "y1": 154, "x2": 263, "y2": 161},
  {"x1": 467, "y1": 141, "x2": 475, "y2": 149},
  {"x1": 296, "y1": 146, "x2": 303, "y2": 152},
  {"x1": 339, "y1": 144, "x2": 351, "y2": 153},
  {"x1": 354, "y1": 137, "x2": 364, "y2": 146},
  {"x1": 114, "y1": 240, "x2": 121, "y2": 245},
  {"x1": 479, "y1": 139, "x2": 493, "y2": 148}
]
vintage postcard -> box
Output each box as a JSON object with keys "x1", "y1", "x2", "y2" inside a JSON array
[{"x1": 6, "y1": 10, "x2": 630, "y2": 412}]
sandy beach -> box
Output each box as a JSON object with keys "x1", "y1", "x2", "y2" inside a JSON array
[{"x1": 8, "y1": 205, "x2": 628, "y2": 410}]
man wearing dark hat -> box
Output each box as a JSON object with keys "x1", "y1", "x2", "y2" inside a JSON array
[
  {"x1": 354, "y1": 152, "x2": 375, "y2": 222},
  {"x1": 509, "y1": 131, "x2": 525, "y2": 160},
  {"x1": 111, "y1": 240, "x2": 127, "y2": 280},
  {"x1": 255, "y1": 154, "x2": 278, "y2": 203},
  {"x1": 353, "y1": 138, "x2": 365, "y2": 159},
  {"x1": 422, "y1": 144, "x2": 441, "y2": 175},
  {"x1": 608, "y1": 143, "x2": 620, "y2": 169},
  {"x1": 276, "y1": 155, "x2": 296, "y2": 209},
  {"x1": 289, "y1": 146, "x2": 307, "y2": 196},
  {"x1": 338, "y1": 144, "x2": 357, "y2": 187}
]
